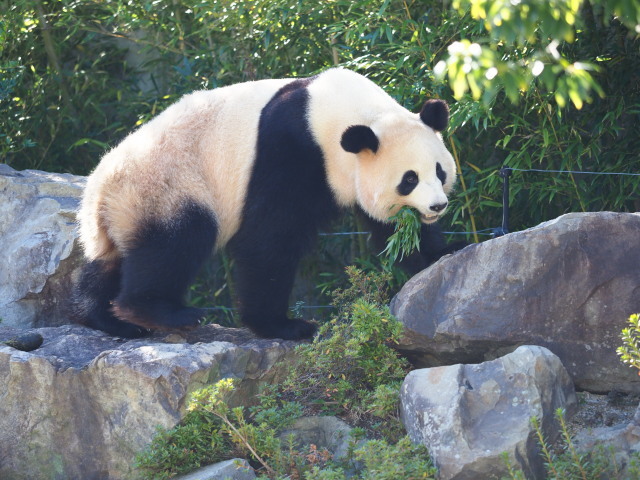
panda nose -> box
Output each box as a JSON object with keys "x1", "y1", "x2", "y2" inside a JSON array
[{"x1": 429, "y1": 202, "x2": 448, "y2": 213}]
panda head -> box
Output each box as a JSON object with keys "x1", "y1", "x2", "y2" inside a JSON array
[{"x1": 340, "y1": 99, "x2": 457, "y2": 224}]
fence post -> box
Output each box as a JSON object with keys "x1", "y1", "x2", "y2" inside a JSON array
[{"x1": 494, "y1": 167, "x2": 512, "y2": 237}]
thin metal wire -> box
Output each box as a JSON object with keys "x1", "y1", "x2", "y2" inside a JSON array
[
  {"x1": 443, "y1": 230, "x2": 495, "y2": 236},
  {"x1": 201, "y1": 305, "x2": 334, "y2": 311},
  {"x1": 507, "y1": 168, "x2": 640, "y2": 176},
  {"x1": 201, "y1": 167, "x2": 638, "y2": 315}
]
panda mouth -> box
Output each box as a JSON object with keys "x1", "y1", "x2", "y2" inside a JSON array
[{"x1": 421, "y1": 213, "x2": 440, "y2": 224}]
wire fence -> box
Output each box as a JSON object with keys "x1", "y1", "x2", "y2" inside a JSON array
[
  {"x1": 493, "y1": 166, "x2": 639, "y2": 237},
  {"x1": 202, "y1": 166, "x2": 638, "y2": 315}
]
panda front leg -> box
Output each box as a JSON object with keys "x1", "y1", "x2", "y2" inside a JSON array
[{"x1": 229, "y1": 237, "x2": 317, "y2": 340}]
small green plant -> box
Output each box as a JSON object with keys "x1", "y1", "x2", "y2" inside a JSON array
[
  {"x1": 305, "y1": 436, "x2": 436, "y2": 480},
  {"x1": 617, "y1": 314, "x2": 640, "y2": 372},
  {"x1": 187, "y1": 379, "x2": 279, "y2": 477},
  {"x1": 503, "y1": 408, "x2": 635, "y2": 480},
  {"x1": 136, "y1": 378, "x2": 307, "y2": 479},
  {"x1": 329, "y1": 266, "x2": 392, "y2": 316},
  {"x1": 134, "y1": 408, "x2": 228, "y2": 479},
  {"x1": 381, "y1": 206, "x2": 422, "y2": 266},
  {"x1": 280, "y1": 287, "x2": 410, "y2": 435}
]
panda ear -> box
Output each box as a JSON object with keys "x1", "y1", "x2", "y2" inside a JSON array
[
  {"x1": 419, "y1": 99, "x2": 449, "y2": 132},
  {"x1": 340, "y1": 125, "x2": 379, "y2": 154}
]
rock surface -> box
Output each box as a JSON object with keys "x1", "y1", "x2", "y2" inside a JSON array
[
  {"x1": 172, "y1": 459, "x2": 256, "y2": 480},
  {"x1": 279, "y1": 416, "x2": 354, "y2": 460},
  {"x1": 574, "y1": 402, "x2": 640, "y2": 478},
  {"x1": 0, "y1": 324, "x2": 297, "y2": 480},
  {"x1": 391, "y1": 212, "x2": 640, "y2": 393},
  {"x1": 0, "y1": 164, "x2": 85, "y2": 328},
  {"x1": 400, "y1": 345, "x2": 577, "y2": 480}
]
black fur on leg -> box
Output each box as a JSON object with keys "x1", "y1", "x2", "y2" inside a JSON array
[
  {"x1": 229, "y1": 243, "x2": 318, "y2": 340},
  {"x1": 71, "y1": 259, "x2": 148, "y2": 338},
  {"x1": 226, "y1": 78, "x2": 336, "y2": 340},
  {"x1": 112, "y1": 201, "x2": 218, "y2": 331},
  {"x1": 418, "y1": 223, "x2": 468, "y2": 266}
]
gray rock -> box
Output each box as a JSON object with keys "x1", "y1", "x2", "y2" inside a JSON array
[
  {"x1": 172, "y1": 458, "x2": 255, "y2": 480},
  {"x1": 400, "y1": 345, "x2": 577, "y2": 480},
  {"x1": 391, "y1": 212, "x2": 640, "y2": 393},
  {"x1": 2, "y1": 331, "x2": 44, "y2": 351},
  {"x1": 279, "y1": 416, "x2": 354, "y2": 460},
  {"x1": 573, "y1": 402, "x2": 640, "y2": 478},
  {"x1": 0, "y1": 324, "x2": 297, "y2": 480},
  {"x1": 0, "y1": 164, "x2": 85, "y2": 328}
]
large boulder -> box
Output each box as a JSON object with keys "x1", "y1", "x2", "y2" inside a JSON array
[
  {"x1": 391, "y1": 212, "x2": 640, "y2": 393},
  {"x1": 0, "y1": 164, "x2": 85, "y2": 328},
  {"x1": 0, "y1": 324, "x2": 297, "y2": 480},
  {"x1": 400, "y1": 345, "x2": 577, "y2": 480}
]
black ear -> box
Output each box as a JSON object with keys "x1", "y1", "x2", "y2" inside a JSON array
[
  {"x1": 340, "y1": 125, "x2": 379, "y2": 154},
  {"x1": 419, "y1": 99, "x2": 449, "y2": 132}
]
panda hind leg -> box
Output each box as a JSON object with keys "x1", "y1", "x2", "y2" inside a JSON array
[
  {"x1": 113, "y1": 203, "x2": 218, "y2": 331},
  {"x1": 71, "y1": 259, "x2": 148, "y2": 338}
]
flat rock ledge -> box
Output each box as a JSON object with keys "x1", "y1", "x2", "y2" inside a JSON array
[{"x1": 0, "y1": 324, "x2": 299, "y2": 480}]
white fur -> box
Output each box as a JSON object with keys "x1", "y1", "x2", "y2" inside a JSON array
[
  {"x1": 79, "y1": 69, "x2": 457, "y2": 262},
  {"x1": 78, "y1": 78, "x2": 291, "y2": 260},
  {"x1": 307, "y1": 69, "x2": 457, "y2": 223}
]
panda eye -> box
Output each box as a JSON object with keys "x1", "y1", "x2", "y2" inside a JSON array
[
  {"x1": 397, "y1": 170, "x2": 419, "y2": 196},
  {"x1": 405, "y1": 171, "x2": 419, "y2": 184},
  {"x1": 436, "y1": 162, "x2": 447, "y2": 185}
]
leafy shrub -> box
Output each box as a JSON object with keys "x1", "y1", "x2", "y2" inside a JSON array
[
  {"x1": 618, "y1": 313, "x2": 640, "y2": 372},
  {"x1": 134, "y1": 410, "x2": 228, "y2": 480},
  {"x1": 503, "y1": 408, "x2": 640, "y2": 480},
  {"x1": 278, "y1": 269, "x2": 410, "y2": 435},
  {"x1": 305, "y1": 437, "x2": 436, "y2": 480}
]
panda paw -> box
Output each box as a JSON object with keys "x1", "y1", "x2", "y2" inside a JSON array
[
  {"x1": 248, "y1": 317, "x2": 318, "y2": 341},
  {"x1": 114, "y1": 322, "x2": 150, "y2": 339},
  {"x1": 112, "y1": 301, "x2": 205, "y2": 332},
  {"x1": 283, "y1": 318, "x2": 318, "y2": 340}
]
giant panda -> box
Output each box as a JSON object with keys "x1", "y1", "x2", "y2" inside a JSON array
[{"x1": 72, "y1": 68, "x2": 460, "y2": 340}]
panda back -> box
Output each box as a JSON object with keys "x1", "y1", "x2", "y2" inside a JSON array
[{"x1": 79, "y1": 78, "x2": 293, "y2": 258}]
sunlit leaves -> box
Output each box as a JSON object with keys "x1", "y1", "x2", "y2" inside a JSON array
[
  {"x1": 440, "y1": 0, "x2": 638, "y2": 109},
  {"x1": 454, "y1": 0, "x2": 582, "y2": 44},
  {"x1": 618, "y1": 314, "x2": 640, "y2": 372}
]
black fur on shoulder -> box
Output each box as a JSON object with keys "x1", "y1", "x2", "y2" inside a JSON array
[
  {"x1": 340, "y1": 125, "x2": 379, "y2": 154},
  {"x1": 228, "y1": 78, "x2": 339, "y2": 340},
  {"x1": 419, "y1": 99, "x2": 449, "y2": 132}
]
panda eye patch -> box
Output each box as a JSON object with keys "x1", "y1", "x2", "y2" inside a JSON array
[
  {"x1": 397, "y1": 170, "x2": 419, "y2": 196},
  {"x1": 436, "y1": 162, "x2": 447, "y2": 185}
]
